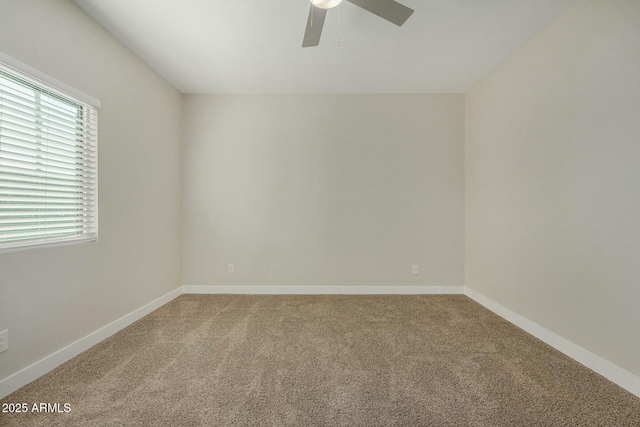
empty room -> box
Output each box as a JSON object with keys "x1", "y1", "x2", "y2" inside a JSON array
[{"x1": 1, "y1": 0, "x2": 639, "y2": 425}]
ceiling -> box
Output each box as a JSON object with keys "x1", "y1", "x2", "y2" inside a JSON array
[{"x1": 72, "y1": 0, "x2": 572, "y2": 94}]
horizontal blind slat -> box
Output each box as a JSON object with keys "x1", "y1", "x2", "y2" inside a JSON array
[
  {"x1": 0, "y1": 138, "x2": 96, "y2": 160},
  {"x1": 0, "y1": 101, "x2": 96, "y2": 133},
  {"x1": 0, "y1": 134, "x2": 97, "y2": 156},
  {"x1": 0, "y1": 93, "x2": 97, "y2": 133},
  {"x1": 0, "y1": 196, "x2": 94, "y2": 204},
  {"x1": 0, "y1": 185, "x2": 87, "y2": 197},
  {"x1": 0, "y1": 87, "x2": 82, "y2": 120},
  {"x1": 0, "y1": 159, "x2": 96, "y2": 178},
  {"x1": 1, "y1": 146, "x2": 96, "y2": 171},
  {"x1": 0, "y1": 215, "x2": 89, "y2": 225},
  {"x1": 0, "y1": 119, "x2": 96, "y2": 151},
  {"x1": 0, "y1": 171, "x2": 94, "y2": 188},
  {"x1": 0, "y1": 210, "x2": 95, "y2": 217},
  {"x1": 0, "y1": 112, "x2": 97, "y2": 142},
  {"x1": 0, "y1": 223, "x2": 89, "y2": 233},
  {"x1": 0, "y1": 229, "x2": 86, "y2": 240}
]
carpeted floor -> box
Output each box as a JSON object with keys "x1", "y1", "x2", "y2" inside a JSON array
[{"x1": 1, "y1": 294, "x2": 639, "y2": 426}]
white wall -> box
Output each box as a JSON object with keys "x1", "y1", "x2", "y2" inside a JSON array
[
  {"x1": 0, "y1": 0, "x2": 182, "y2": 383},
  {"x1": 183, "y1": 94, "x2": 464, "y2": 288},
  {"x1": 466, "y1": 0, "x2": 640, "y2": 376}
]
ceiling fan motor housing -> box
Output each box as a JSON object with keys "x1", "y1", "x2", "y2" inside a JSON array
[
  {"x1": 311, "y1": 0, "x2": 343, "y2": 9},
  {"x1": 303, "y1": 0, "x2": 414, "y2": 47}
]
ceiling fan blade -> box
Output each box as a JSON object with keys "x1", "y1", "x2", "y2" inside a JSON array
[
  {"x1": 302, "y1": 5, "x2": 328, "y2": 47},
  {"x1": 346, "y1": 0, "x2": 414, "y2": 26}
]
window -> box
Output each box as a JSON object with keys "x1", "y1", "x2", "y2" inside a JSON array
[{"x1": 0, "y1": 62, "x2": 98, "y2": 252}]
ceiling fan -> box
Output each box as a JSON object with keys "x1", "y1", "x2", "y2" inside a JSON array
[{"x1": 303, "y1": 0, "x2": 414, "y2": 47}]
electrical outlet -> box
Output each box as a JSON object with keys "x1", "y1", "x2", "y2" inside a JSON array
[
  {"x1": 412, "y1": 265, "x2": 420, "y2": 275},
  {"x1": 0, "y1": 330, "x2": 8, "y2": 353},
  {"x1": 228, "y1": 264, "x2": 235, "y2": 274}
]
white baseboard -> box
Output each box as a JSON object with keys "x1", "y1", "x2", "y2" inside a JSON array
[
  {"x1": 464, "y1": 287, "x2": 640, "y2": 398},
  {"x1": 183, "y1": 285, "x2": 464, "y2": 295},
  {"x1": 0, "y1": 287, "x2": 183, "y2": 400}
]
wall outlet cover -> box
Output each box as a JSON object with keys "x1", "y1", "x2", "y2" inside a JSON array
[{"x1": 0, "y1": 329, "x2": 8, "y2": 353}]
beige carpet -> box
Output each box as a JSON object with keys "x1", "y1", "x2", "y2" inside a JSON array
[{"x1": 1, "y1": 294, "x2": 639, "y2": 426}]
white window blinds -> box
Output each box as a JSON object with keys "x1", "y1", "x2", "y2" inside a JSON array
[{"x1": 0, "y1": 63, "x2": 98, "y2": 252}]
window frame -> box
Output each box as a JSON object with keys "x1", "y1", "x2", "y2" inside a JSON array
[{"x1": 0, "y1": 55, "x2": 100, "y2": 253}]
